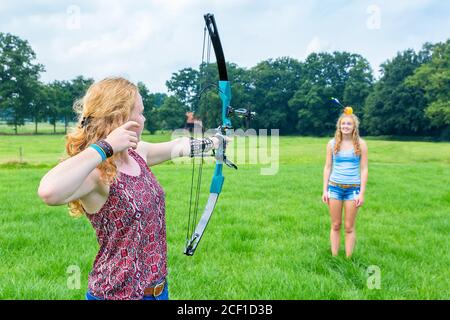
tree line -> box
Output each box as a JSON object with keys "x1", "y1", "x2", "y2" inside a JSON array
[{"x1": 0, "y1": 32, "x2": 448, "y2": 139}]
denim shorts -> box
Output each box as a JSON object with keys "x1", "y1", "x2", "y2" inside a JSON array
[
  {"x1": 328, "y1": 183, "x2": 360, "y2": 201},
  {"x1": 86, "y1": 281, "x2": 169, "y2": 300}
]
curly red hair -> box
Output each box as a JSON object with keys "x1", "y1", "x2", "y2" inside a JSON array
[{"x1": 63, "y1": 77, "x2": 138, "y2": 217}]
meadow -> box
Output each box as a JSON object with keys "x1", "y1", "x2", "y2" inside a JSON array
[{"x1": 0, "y1": 131, "x2": 449, "y2": 299}]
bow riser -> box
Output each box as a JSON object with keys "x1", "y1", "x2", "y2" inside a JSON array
[
  {"x1": 219, "y1": 81, "x2": 232, "y2": 129},
  {"x1": 211, "y1": 166, "x2": 224, "y2": 194}
]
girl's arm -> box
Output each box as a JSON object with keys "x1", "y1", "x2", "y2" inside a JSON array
[
  {"x1": 38, "y1": 147, "x2": 104, "y2": 206},
  {"x1": 139, "y1": 136, "x2": 220, "y2": 167},
  {"x1": 38, "y1": 121, "x2": 140, "y2": 206},
  {"x1": 322, "y1": 141, "x2": 333, "y2": 204},
  {"x1": 357, "y1": 139, "x2": 368, "y2": 207},
  {"x1": 359, "y1": 139, "x2": 368, "y2": 195}
]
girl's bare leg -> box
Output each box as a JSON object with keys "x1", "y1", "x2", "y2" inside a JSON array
[
  {"x1": 329, "y1": 199, "x2": 343, "y2": 256},
  {"x1": 344, "y1": 200, "x2": 359, "y2": 258}
]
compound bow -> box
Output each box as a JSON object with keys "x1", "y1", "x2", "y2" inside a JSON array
[{"x1": 184, "y1": 13, "x2": 254, "y2": 256}]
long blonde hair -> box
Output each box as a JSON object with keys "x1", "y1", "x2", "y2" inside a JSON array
[
  {"x1": 65, "y1": 77, "x2": 138, "y2": 217},
  {"x1": 333, "y1": 113, "x2": 361, "y2": 156}
]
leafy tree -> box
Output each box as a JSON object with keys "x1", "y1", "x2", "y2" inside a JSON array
[
  {"x1": 343, "y1": 58, "x2": 374, "y2": 124},
  {"x1": 45, "y1": 77, "x2": 93, "y2": 134},
  {"x1": 405, "y1": 40, "x2": 450, "y2": 137},
  {"x1": 289, "y1": 52, "x2": 373, "y2": 136},
  {"x1": 157, "y1": 96, "x2": 186, "y2": 130},
  {"x1": 166, "y1": 67, "x2": 199, "y2": 110},
  {"x1": 46, "y1": 81, "x2": 70, "y2": 133},
  {"x1": 363, "y1": 47, "x2": 433, "y2": 136},
  {"x1": 30, "y1": 81, "x2": 51, "y2": 134},
  {"x1": 0, "y1": 33, "x2": 45, "y2": 134},
  {"x1": 249, "y1": 57, "x2": 303, "y2": 133},
  {"x1": 138, "y1": 82, "x2": 167, "y2": 134}
]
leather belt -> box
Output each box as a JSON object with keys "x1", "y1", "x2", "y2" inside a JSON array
[
  {"x1": 143, "y1": 279, "x2": 166, "y2": 297},
  {"x1": 329, "y1": 181, "x2": 360, "y2": 189}
]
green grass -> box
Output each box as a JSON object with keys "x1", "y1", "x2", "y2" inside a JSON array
[{"x1": 0, "y1": 133, "x2": 449, "y2": 299}]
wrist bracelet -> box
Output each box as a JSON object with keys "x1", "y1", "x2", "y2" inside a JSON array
[
  {"x1": 96, "y1": 140, "x2": 114, "y2": 158},
  {"x1": 90, "y1": 140, "x2": 114, "y2": 161},
  {"x1": 90, "y1": 144, "x2": 107, "y2": 161}
]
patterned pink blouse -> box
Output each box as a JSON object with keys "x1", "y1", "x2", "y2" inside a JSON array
[{"x1": 86, "y1": 148, "x2": 167, "y2": 300}]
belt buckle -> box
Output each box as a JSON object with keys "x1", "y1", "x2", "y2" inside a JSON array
[
  {"x1": 143, "y1": 279, "x2": 165, "y2": 297},
  {"x1": 153, "y1": 280, "x2": 165, "y2": 297}
]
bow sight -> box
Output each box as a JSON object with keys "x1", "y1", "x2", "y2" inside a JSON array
[{"x1": 227, "y1": 106, "x2": 257, "y2": 120}]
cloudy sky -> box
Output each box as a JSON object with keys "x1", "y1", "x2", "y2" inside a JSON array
[{"x1": 1, "y1": 0, "x2": 449, "y2": 92}]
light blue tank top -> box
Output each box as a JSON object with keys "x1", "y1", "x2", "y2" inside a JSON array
[{"x1": 329, "y1": 139, "x2": 361, "y2": 185}]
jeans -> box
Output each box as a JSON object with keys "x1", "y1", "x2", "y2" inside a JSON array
[{"x1": 85, "y1": 281, "x2": 169, "y2": 300}]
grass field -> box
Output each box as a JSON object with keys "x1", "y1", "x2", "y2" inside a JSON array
[{"x1": 0, "y1": 132, "x2": 449, "y2": 299}]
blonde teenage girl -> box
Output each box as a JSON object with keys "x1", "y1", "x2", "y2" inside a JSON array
[{"x1": 322, "y1": 108, "x2": 368, "y2": 258}]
